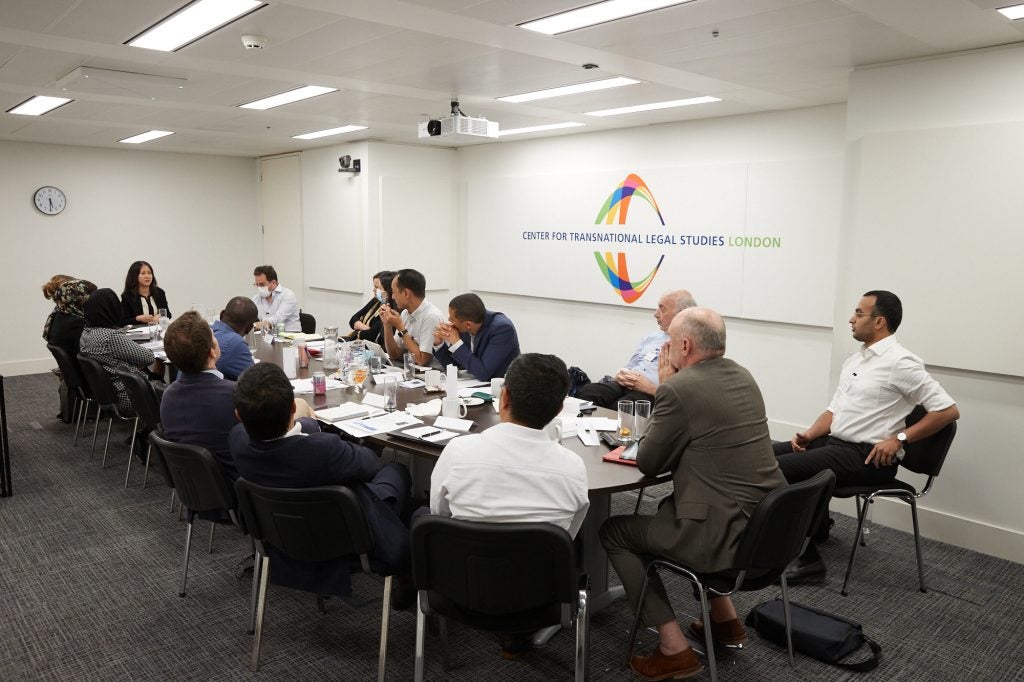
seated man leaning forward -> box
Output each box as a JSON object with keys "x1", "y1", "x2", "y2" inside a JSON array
[
  {"x1": 775, "y1": 290, "x2": 959, "y2": 584},
  {"x1": 431, "y1": 293, "x2": 521, "y2": 381},
  {"x1": 600, "y1": 308, "x2": 786, "y2": 681},
  {"x1": 380, "y1": 268, "x2": 446, "y2": 366},
  {"x1": 575, "y1": 289, "x2": 697, "y2": 409},
  {"x1": 230, "y1": 363, "x2": 412, "y2": 596},
  {"x1": 430, "y1": 352, "x2": 589, "y2": 659},
  {"x1": 212, "y1": 296, "x2": 258, "y2": 381}
]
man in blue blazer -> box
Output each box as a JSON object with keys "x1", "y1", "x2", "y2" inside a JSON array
[
  {"x1": 212, "y1": 296, "x2": 258, "y2": 381},
  {"x1": 432, "y1": 293, "x2": 520, "y2": 381},
  {"x1": 230, "y1": 362, "x2": 411, "y2": 596}
]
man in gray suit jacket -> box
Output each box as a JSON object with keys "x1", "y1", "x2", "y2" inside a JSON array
[{"x1": 600, "y1": 308, "x2": 786, "y2": 680}]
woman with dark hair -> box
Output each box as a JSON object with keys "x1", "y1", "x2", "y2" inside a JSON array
[
  {"x1": 45, "y1": 279, "x2": 98, "y2": 356},
  {"x1": 80, "y1": 288, "x2": 159, "y2": 417},
  {"x1": 41, "y1": 273, "x2": 75, "y2": 339},
  {"x1": 120, "y1": 260, "x2": 171, "y2": 326},
  {"x1": 344, "y1": 270, "x2": 394, "y2": 345}
]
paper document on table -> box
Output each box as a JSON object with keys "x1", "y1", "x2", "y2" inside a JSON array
[
  {"x1": 400, "y1": 425, "x2": 459, "y2": 443},
  {"x1": 362, "y1": 392, "x2": 388, "y2": 409},
  {"x1": 560, "y1": 396, "x2": 593, "y2": 417},
  {"x1": 577, "y1": 423, "x2": 600, "y2": 447},
  {"x1": 140, "y1": 340, "x2": 164, "y2": 350},
  {"x1": 314, "y1": 403, "x2": 377, "y2": 423},
  {"x1": 337, "y1": 412, "x2": 422, "y2": 438},
  {"x1": 291, "y1": 378, "x2": 344, "y2": 395},
  {"x1": 433, "y1": 416, "x2": 474, "y2": 433}
]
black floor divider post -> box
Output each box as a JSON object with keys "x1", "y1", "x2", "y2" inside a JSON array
[{"x1": 0, "y1": 375, "x2": 11, "y2": 497}]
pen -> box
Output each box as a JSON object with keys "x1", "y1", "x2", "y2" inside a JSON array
[{"x1": 419, "y1": 429, "x2": 440, "y2": 438}]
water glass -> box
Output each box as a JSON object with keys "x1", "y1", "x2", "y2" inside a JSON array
[
  {"x1": 350, "y1": 361, "x2": 369, "y2": 392},
  {"x1": 382, "y1": 376, "x2": 398, "y2": 412},
  {"x1": 369, "y1": 356, "x2": 382, "y2": 373},
  {"x1": 403, "y1": 352, "x2": 416, "y2": 381},
  {"x1": 634, "y1": 400, "x2": 652, "y2": 440},
  {"x1": 157, "y1": 308, "x2": 169, "y2": 340},
  {"x1": 617, "y1": 400, "x2": 635, "y2": 443}
]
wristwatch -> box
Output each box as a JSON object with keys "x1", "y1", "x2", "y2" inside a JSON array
[
  {"x1": 896, "y1": 432, "x2": 908, "y2": 445},
  {"x1": 397, "y1": 329, "x2": 408, "y2": 338}
]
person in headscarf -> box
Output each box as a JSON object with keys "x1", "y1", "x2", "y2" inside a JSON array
[
  {"x1": 79, "y1": 288, "x2": 159, "y2": 417},
  {"x1": 41, "y1": 274, "x2": 75, "y2": 340},
  {"x1": 45, "y1": 279, "x2": 97, "y2": 357}
]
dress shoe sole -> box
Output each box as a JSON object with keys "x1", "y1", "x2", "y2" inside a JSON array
[
  {"x1": 783, "y1": 561, "x2": 828, "y2": 585},
  {"x1": 687, "y1": 627, "x2": 747, "y2": 648},
  {"x1": 630, "y1": 662, "x2": 703, "y2": 681}
]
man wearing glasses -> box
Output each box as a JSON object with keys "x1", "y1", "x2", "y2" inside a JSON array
[{"x1": 775, "y1": 290, "x2": 959, "y2": 582}]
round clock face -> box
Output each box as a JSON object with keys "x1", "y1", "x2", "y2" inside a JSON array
[{"x1": 34, "y1": 186, "x2": 66, "y2": 215}]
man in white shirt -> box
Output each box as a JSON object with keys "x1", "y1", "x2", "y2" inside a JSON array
[
  {"x1": 380, "y1": 268, "x2": 445, "y2": 365},
  {"x1": 574, "y1": 289, "x2": 697, "y2": 408},
  {"x1": 251, "y1": 265, "x2": 301, "y2": 332},
  {"x1": 775, "y1": 290, "x2": 959, "y2": 582}
]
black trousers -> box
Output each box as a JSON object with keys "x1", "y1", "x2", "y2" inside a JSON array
[{"x1": 574, "y1": 379, "x2": 654, "y2": 410}]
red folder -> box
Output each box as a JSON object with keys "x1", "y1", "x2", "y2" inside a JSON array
[{"x1": 602, "y1": 445, "x2": 638, "y2": 467}]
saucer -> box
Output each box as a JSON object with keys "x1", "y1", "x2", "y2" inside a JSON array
[{"x1": 461, "y1": 397, "x2": 485, "y2": 407}]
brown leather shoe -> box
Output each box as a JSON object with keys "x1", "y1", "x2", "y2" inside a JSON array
[
  {"x1": 629, "y1": 647, "x2": 703, "y2": 681},
  {"x1": 688, "y1": 617, "x2": 747, "y2": 647}
]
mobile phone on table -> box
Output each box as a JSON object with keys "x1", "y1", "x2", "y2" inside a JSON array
[{"x1": 619, "y1": 441, "x2": 639, "y2": 461}]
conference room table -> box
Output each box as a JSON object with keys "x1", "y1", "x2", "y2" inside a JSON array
[{"x1": 252, "y1": 337, "x2": 670, "y2": 621}]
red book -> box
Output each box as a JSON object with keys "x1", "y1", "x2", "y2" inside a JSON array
[{"x1": 603, "y1": 445, "x2": 638, "y2": 467}]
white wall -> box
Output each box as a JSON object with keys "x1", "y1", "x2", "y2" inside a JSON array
[{"x1": 3, "y1": 139, "x2": 260, "y2": 375}]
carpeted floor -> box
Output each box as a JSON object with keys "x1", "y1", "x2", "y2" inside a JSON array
[{"x1": 1, "y1": 372, "x2": 1022, "y2": 681}]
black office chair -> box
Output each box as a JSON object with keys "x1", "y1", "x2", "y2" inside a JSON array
[
  {"x1": 114, "y1": 367, "x2": 161, "y2": 489},
  {"x1": 46, "y1": 344, "x2": 93, "y2": 447},
  {"x1": 77, "y1": 354, "x2": 138, "y2": 468},
  {"x1": 234, "y1": 479, "x2": 394, "y2": 679},
  {"x1": 411, "y1": 517, "x2": 589, "y2": 682},
  {"x1": 299, "y1": 309, "x2": 316, "y2": 334},
  {"x1": 626, "y1": 470, "x2": 835, "y2": 682},
  {"x1": 834, "y1": 406, "x2": 957, "y2": 596}
]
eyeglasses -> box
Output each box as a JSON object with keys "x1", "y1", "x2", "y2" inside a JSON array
[{"x1": 852, "y1": 311, "x2": 878, "y2": 319}]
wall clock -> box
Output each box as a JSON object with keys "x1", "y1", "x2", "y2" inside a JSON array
[{"x1": 34, "y1": 186, "x2": 66, "y2": 215}]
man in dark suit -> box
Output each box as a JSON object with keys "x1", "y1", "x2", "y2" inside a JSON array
[
  {"x1": 229, "y1": 362, "x2": 411, "y2": 597},
  {"x1": 431, "y1": 293, "x2": 520, "y2": 380},
  {"x1": 600, "y1": 308, "x2": 787, "y2": 680},
  {"x1": 160, "y1": 310, "x2": 241, "y2": 479}
]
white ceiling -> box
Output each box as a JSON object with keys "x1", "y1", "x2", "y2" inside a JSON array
[{"x1": 0, "y1": 0, "x2": 1021, "y2": 156}]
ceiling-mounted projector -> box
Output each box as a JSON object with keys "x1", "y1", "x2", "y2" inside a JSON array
[{"x1": 418, "y1": 100, "x2": 498, "y2": 140}]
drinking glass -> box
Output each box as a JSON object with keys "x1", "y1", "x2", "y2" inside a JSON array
[
  {"x1": 350, "y1": 361, "x2": 369, "y2": 392},
  {"x1": 617, "y1": 400, "x2": 635, "y2": 443},
  {"x1": 323, "y1": 326, "x2": 340, "y2": 371},
  {"x1": 157, "y1": 308, "x2": 169, "y2": 340},
  {"x1": 382, "y1": 376, "x2": 398, "y2": 412},
  {"x1": 369, "y1": 356, "x2": 382, "y2": 373},
  {"x1": 403, "y1": 353, "x2": 416, "y2": 381},
  {"x1": 634, "y1": 400, "x2": 652, "y2": 440}
]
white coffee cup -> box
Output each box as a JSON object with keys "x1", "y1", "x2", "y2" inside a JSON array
[
  {"x1": 425, "y1": 369, "x2": 442, "y2": 390},
  {"x1": 441, "y1": 397, "x2": 467, "y2": 418},
  {"x1": 491, "y1": 377, "x2": 504, "y2": 398}
]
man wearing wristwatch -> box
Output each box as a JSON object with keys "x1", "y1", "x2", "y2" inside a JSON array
[
  {"x1": 774, "y1": 290, "x2": 959, "y2": 583},
  {"x1": 380, "y1": 268, "x2": 445, "y2": 366}
]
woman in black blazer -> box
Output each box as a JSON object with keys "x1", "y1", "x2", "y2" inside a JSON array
[
  {"x1": 344, "y1": 270, "x2": 394, "y2": 345},
  {"x1": 120, "y1": 260, "x2": 171, "y2": 326}
]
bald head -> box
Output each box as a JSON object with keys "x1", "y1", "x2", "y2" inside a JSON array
[
  {"x1": 221, "y1": 296, "x2": 259, "y2": 335},
  {"x1": 654, "y1": 289, "x2": 698, "y2": 332},
  {"x1": 667, "y1": 307, "x2": 726, "y2": 369}
]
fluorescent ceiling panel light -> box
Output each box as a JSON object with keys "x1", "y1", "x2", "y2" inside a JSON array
[
  {"x1": 240, "y1": 85, "x2": 338, "y2": 110},
  {"x1": 997, "y1": 4, "x2": 1024, "y2": 20},
  {"x1": 586, "y1": 95, "x2": 720, "y2": 116},
  {"x1": 498, "y1": 122, "x2": 585, "y2": 137},
  {"x1": 292, "y1": 125, "x2": 367, "y2": 140},
  {"x1": 498, "y1": 77, "x2": 641, "y2": 103},
  {"x1": 119, "y1": 130, "x2": 175, "y2": 144},
  {"x1": 7, "y1": 95, "x2": 72, "y2": 116},
  {"x1": 520, "y1": 0, "x2": 694, "y2": 35},
  {"x1": 128, "y1": 0, "x2": 264, "y2": 52}
]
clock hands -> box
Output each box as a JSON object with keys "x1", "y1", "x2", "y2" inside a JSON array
[{"x1": 48, "y1": 197, "x2": 53, "y2": 210}]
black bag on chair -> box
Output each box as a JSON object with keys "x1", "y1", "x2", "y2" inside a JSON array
[{"x1": 746, "y1": 599, "x2": 881, "y2": 672}]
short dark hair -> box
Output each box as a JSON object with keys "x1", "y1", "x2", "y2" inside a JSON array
[
  {"x1": 123, "y1": 261, "x2": 157, "y2": 297},
  {"x1": 448, "y1": 293, "x2": 486, "y2": 323},
  {"x1": 163, "y1": 311, "x2": 215, "y2": 374},
  {"x1": 863, "y1": 290, "x2": 902, "y2": 332},
  {"x1": 503, "y1": 353, "x2": 569, "y2": 429},
  {"x1": 393, "y1": 269, "x2": 426, "y2": 299},
  {"x1": 253, "y1": 265, "x2": 278, "y2": 283},
  {"x1": 221, "y1": 296, "x2": 258, "y2": 329},
  {"x1": 234, "y1": 363, "x2": 294, "y2": 440}
]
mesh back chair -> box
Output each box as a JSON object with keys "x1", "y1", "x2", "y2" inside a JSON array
[
  {"x1": 234, "y1": 479, "x2": 393, "y2": 679},
  {"x1": 410, "y1": 517, "x2": 589, "y2": 682},
  {"x1": 113, "y1": 367, "x2": 161, "y2": 489},
  {"x1": 46, "y1": 344, "x2": 93, "y2": 447},
  {"x1": 834, "y1": 406, "x2": 957, "y2": 596},
  {"x1": 77, "y1": 354, "x2": 138, "y2": 469},
  {"x1": 148, "y1": 431, "x2": 240, "y2": 598},
  {"x1": 299, "y1": 310, "x2": 316, "y2": 334},
  {"x1": 626, "y1": 470, "x2": 836, "y2": 682}
]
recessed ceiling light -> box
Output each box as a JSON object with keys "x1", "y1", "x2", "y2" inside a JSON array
[
  {"x1": 7, "y1": 95, "x2": 73, "y2": 116},
  {"x1": 997, "y1": 4, "x2": 1024, "y2": 20},
  {"x1": 119, "y1": 130, "x2": 175, "y2": 144},
  {"x1": 292, "y1": 125, "x2": 368, "y2": 140},
  {"x1": 585, "y1": 96, "x2": 720, "y2": 117},
  {"x1": 240, "y1": 85, "x2": 338, "y2": 110},
  {"x1": 520, "y1": 0, "x2": 694, "y2": 35},
  {"x1": 498, "y1": 77, "x2": 641, "y2": 104},
  {"x1": 498, "y1": 122, "x2": 586, "y2": 137},
  {"x1": 128, "y1": 0, "x2": 264, "y2": 52}
]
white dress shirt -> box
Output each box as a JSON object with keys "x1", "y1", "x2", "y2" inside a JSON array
[
  {"x1": 396, "y1": 298, "x2": 445, "y2": 353},
  {"x1": 430, "y1": 422, "x2": 590, "y2": 538},
  {"x1": 253, "y1": 284, "x2": 301, "y2": 332},
  {"x1": 625, "y1": 331, "x2": 669, "y2": 386},
  {"x1": 828, "y1": 335, "x2": 955, "y2": 444}
]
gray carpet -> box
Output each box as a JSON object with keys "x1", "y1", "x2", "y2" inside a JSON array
[{"x1": 1, "y1": 372, "x2": 1021, "y2": 681}]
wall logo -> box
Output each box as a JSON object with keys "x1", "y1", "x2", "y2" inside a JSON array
[{"x1": 594, "y1": 173, "x2": 665, "y2": 304}]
